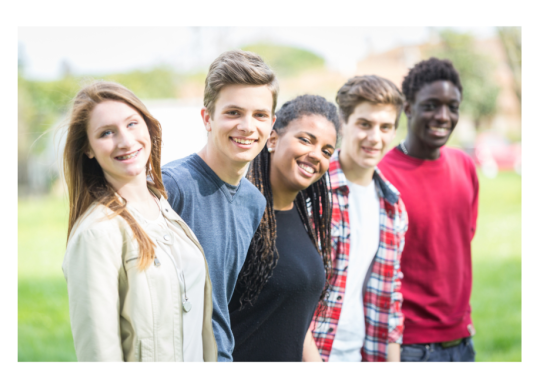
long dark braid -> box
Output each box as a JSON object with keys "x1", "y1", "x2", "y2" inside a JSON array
[{"x1": 236, "y1": 94, "x2": 339, "y2": 317}]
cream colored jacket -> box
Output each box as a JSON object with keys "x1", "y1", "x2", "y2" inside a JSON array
[{"x1": 62, "y1": 194, "x2": 217, "y2": 362}]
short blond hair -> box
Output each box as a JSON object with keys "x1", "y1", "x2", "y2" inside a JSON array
[
  {"x1": 336, "y1": 75, "x2": 405, "y2": 128},
  {"x1": 204, "y1": 50, "x2": 279, "y2": 116}
]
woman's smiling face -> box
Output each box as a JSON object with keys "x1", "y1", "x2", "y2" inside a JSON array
[
  {"x1": 86, "y1": 100, "x2": 151, "y2": 187},
  {"x1": 268, "y1": 114, "x2": 337, "y2": 193}
]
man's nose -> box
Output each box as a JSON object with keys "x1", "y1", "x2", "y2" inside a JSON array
[{"x1": 237, "y1": 115, "x2": 255, "y2": 133}]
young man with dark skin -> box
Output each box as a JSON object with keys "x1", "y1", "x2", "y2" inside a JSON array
[
  {"x1": 379, "y1": 58, "x2": 479, "y2": 362},
  {"x1": 162, "y1": 50, "x2": 278, "y2": 362},
  {"x1": 310, "y1": 75, "x2": 408, "y2": 362}
]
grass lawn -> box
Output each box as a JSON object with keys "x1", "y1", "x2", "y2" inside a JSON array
[{"x1": 17, "y1": 170, "x2": 521, "y2": 361}]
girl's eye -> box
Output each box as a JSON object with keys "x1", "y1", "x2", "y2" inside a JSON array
[
  {"x1": 100, "y1": 130, "x2": 113, "y2": 138},
  {"x1": 128, "y1": 121, "x2": 138, "y2": 127}
]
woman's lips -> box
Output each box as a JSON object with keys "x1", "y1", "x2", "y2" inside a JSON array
[{"x1": 115, "y1": 148, "x2": 141, "y2": 161}]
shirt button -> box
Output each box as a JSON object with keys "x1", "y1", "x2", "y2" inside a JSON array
[
  {"x1": 328, "y1": 328, "x2": 333, "y2": 333},
  {"x1": 165, "y1": 208, "x2": 169, "y2": 212},
  {"x1": 337, "y1": 296, "x2": 342, "y2": 301},
  {"x1": 164, "y1": 235, "x2": 170, "y2": 241}
]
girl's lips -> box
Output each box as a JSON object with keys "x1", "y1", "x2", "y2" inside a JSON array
[
  {"x1": 115, "y1": 148, "x2": 141, "y2": 161},
  {"x1": 297, "y1": 161, "x2": 316, "y2": 177}
]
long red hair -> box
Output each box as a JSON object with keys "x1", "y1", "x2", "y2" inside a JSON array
[{"x1": 63, "y1": 81, "x2": 166, "y2": 270}]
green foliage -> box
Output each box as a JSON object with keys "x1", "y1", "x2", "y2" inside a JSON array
[
  {"x1": 18, "y1": 170, "x2": 521, "y2": 361},
  {"x1": 428, "y1": 30, "x2": 500, "y2": 128},
  {"x1": 241, "y1": 43, "x2": 325, "y2": 78}
]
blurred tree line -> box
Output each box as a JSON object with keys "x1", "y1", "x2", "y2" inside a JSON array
[
  {"x1": 427, "y1": 27, "x2": 521, "y2": 131},
  {"x1": 17, "y1": 42, "x2": 326, "y2": 195}
]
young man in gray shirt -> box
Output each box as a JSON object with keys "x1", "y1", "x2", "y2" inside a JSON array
[{"x1": 162, "y1": 50, "x2": 278, "y2": 361}]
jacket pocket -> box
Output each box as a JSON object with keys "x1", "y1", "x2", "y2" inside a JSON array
[{"x1": 138, "y1": 337, "x2": 154, "y2": 362}]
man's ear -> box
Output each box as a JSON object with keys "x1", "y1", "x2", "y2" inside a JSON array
[
  {"x1": 267, "y1": 130, "x2": 278, "y2": 151},
  {"x1": 201, "y1": 107, "x2": 212, "y2": 132},
  {"x1": 271, "y1": 114, "x2": 277, "y2": 129},
  {"x1": 404, "y1": 102, "x2": 412, "y2": 121}
]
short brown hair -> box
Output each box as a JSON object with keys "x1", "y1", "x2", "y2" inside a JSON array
[
  {"x1": 204, "y1": 50, "x2": 279, "y2": 116},
  {"x1": 336, "y1": 75, "x2": 405, "y2": 128}
]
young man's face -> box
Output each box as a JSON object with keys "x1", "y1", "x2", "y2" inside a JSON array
[
  {"x1": 341, "y1": 102, "x2": 397, "y2": 170},
  {"x1": 405, "y1": 80, "x2": 461, "y2": 149},
  {"x1": 202, "y1": 84, "x2": 276, "y2": 165}
]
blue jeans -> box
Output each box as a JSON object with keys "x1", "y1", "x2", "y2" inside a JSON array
[{"x1": 401, "y1": 337, "x2": 476, "y2": 362}]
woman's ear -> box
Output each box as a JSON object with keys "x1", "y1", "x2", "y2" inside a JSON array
[{"x1": 85, "y1": 147, "x2": 94, "y2": 159}]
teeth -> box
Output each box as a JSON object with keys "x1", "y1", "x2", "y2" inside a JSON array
[
  {"x1": 430, "y1": 127, "x2": 448, "y2": 133},
  {"x1": 117, "y1": 150, "x2": 139, "y2": 160},
  {"x1": 233, "y1": 138, "x2": 255, "y2": 145},
  {"x1": 299, "y1": 163, "x2": 315, "y2": 174}
]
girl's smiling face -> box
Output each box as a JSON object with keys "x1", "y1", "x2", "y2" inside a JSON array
[
  {"x1": 86, "y1": 100, "x2": 151, "y2": 187},
  {"x1": 268, "y1": 114, "x2": 337, "y2": 193}
]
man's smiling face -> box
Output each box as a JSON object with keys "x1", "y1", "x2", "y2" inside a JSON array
[
  {"x1": 406, "y1": 80, "x2": 462, "y2": 150},
  {"x1": 203, "y1": 84, "x2": 275, "y2": 166}
]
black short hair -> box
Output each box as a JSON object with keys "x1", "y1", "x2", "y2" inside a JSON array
[
  {"x1": 274, "y1": 94, "x2": 341, "y2": 141},
  {"x1": 402, "y1": 57, "x2": 463, "y2": 103}
]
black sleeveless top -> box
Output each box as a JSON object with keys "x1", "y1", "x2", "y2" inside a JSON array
[{"x1": 229, "y1": 205, "x2": 326, "y2": 361}]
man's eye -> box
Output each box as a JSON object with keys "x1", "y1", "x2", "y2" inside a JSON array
[
  {"x1": 423, "y1": 103, "x2": 436, "y2": 110},
  {"x1": 359, "y1": 122, "x2": 370, "y2": 128},
  {"x1": 227, "y1": 111, "x2": 239, "y2": 116},
  {"x1": 449, "y1": 105, "x2": 459, "y2": 112},
  {"x1": 382, "y1": 125, "x2": 393, "y2": 131}
]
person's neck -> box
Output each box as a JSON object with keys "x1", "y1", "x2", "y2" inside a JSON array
[
  {"x1": 197, "y1": 145, "x2": 248, "y2": 186},
  {"x1": 106, "y1": 172, "x2": 153, "y2": 207},
  {"x1": 339, "y1": 149, "x2": 374, "y2": 187},
  {"x1": 269, "y1": 163, "x2": 297, "y2": 211},
  {"x1": 404, "y1": 135, "x2": 441, "y2": 160}
]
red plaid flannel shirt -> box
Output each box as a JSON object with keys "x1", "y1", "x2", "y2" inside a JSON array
[{"x1": 311, "y1": 151, "x2": 408, "y2": 361}]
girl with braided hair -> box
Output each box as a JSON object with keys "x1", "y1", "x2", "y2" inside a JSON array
[{"x1": 228, "y1": 94, "x2": 340, "y2": 362}]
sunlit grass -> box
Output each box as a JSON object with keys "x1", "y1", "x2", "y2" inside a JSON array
[{"x1": 17, "y1": 170, "x2": 521, "y2": 361}]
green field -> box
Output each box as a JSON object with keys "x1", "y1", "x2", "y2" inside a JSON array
[{"x1": 17, "y1": 170, "x2": 521, "y2": 362}]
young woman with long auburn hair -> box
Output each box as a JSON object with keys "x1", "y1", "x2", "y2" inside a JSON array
[
  {"x1": 228, "y1": 94, "x2": 340, "y2": 362},
  {"x1": 61, "y1": 81, "x2": 217, "y2": 362}
]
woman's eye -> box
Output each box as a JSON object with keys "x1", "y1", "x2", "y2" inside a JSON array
[
  {"x1": 100, "y1": 130, "x2": 113, "y2": 138},
  {"x1": 128, "y1": 121, "x2": 138, "y2": 127},
  {"x1": 323, "y1": 150, "x2": 332, "y2": 157},
  {"x1": 299, "y1": 137, "x2": 310, "y2": 144}
]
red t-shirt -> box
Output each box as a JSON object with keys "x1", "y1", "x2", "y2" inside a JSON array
[{"x1": 378, "y1": 146, "x2": 479, "y2": 344}]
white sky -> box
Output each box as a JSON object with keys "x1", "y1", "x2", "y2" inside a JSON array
[{"x1": 18, "y1": 27, "x2": 496, "y2": 80}]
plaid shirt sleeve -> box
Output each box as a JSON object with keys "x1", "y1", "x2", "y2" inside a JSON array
[{"x1": 387, "y1": 197, "x2": 408, "y2": 344}]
